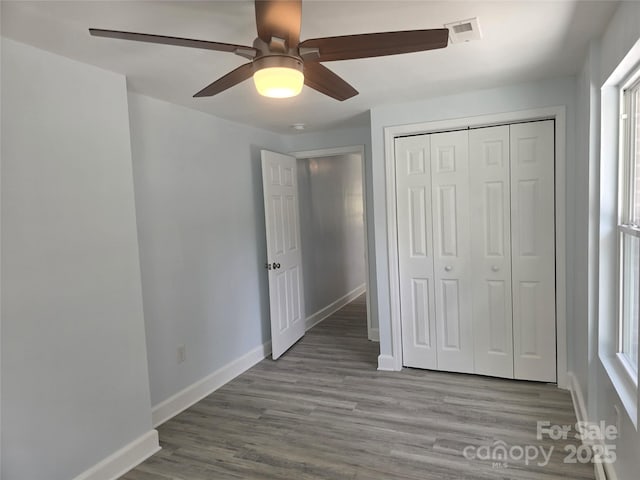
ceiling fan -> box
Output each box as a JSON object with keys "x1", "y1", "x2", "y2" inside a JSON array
[{"x1": 89, "y1": 0, "x2": 448, "y2": 101}]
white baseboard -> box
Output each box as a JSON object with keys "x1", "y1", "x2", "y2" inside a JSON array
[
  {"x1": 567, "y1": 371, "x2": 588, "y2": 426},
  {"x1": 305, "y1": 284, "x2": 366, "y2": 331},
  {"x1": 377, "y1": 354, "x2": 396, "y2": 371},
  {"x1": 152, "y1": 340, "x2": 272, "y2": 427},
  {"x1": 72, "y1": 430, "x2": 160, "y2": 480},
  {"x1": 594, "y1": 462, "x2": 607, "y2": 480},
  {"x1": 567, "y1": 372, "x2": 619, "y2": 480},
  {"x1": 598, "y1": 453, "x2": 618, "y2": 480},
  {"x1": 368, "y1": 328, "x2": 380, "y2": 342}
]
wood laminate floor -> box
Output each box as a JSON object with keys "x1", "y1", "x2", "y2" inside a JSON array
[{"x1": 121, "y1": 295, "x2": 594, "y2": 479}]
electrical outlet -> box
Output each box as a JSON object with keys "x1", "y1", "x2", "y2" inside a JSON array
[{"x1": 177, "y1": 344, "x2": 186, "y2": 364}]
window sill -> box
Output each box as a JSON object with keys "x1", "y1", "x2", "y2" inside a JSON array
[{"x1": 600, "y1": 353, "x2": 638, "y2": 429}]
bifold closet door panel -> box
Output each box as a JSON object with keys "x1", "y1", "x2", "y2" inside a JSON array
[
  {"x1": 395, "y1": 135, "x2": 437, "y2": 369},
  {"x1": 430, "y1": 130, "x2": 474, "y2": 374},
  {"x1": 469, "y1": 125, "x2": 514, "y2": 379},
  {"x1": 510, "y1": 120, "x2": 556, "y2": 382}
]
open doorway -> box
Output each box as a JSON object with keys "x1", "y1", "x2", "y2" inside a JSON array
[{"x1": 293, "y1": 146, "x2": 372, "y2": 341}]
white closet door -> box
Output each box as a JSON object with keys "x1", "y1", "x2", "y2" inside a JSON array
[
  {"x1": 430, "y1": 130, "x2": 474, "y2": 373},
  {"x1": 510, "y1": 121, "x2": 556, "y2": 382},
  {"x1": 395, "y1": 135, "x2": 437, "y2": 369},
  {"x1": 469, "y1": 126, "x2": 514, "y2": 378}
]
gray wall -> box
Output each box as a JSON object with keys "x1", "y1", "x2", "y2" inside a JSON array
[
  {"x1": 369, "y1": 77, "x2": 577, "y2": 357},
  {"x1": 572, "y1": 39, "x2": 598, "y2": 412},
  {"x1": 297, "y1": 153, "x2": 366, "y2": 317},
  {"x1": 1, "y1": 39, "x2": 154, "y2": 480},
  {"x1": 574, "y1": 3, "x2": 640, "y2": 479},
  {"x1": 1, "y1": 15, "x2": 4, "y2": 477},
  {"x1": 127, "y1": 93, "x2": 286, "y2": 407},
  {"x1": 0, "y1": 38, "x2": 370, "y2": 479}
]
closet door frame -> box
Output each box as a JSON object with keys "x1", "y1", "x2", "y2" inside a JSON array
[{"x1": 383, "y1": 106, "x2": 568, "y2": 389}]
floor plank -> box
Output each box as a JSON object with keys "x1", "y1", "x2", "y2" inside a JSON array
[{"x1": 121, "y1": 295, "x2": 594, "y2": 479}]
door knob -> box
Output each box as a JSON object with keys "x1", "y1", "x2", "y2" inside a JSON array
[
  {"x1": 491, "y1": 265, "x2": 500, "y2": 272},
  {"x1": 274, "y1": 263, "x2": 281, "y2": 269},
  {"x1": 444, "y1": 265, "x2": 453, "y2": 272}
]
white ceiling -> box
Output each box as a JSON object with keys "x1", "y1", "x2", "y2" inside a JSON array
[{"x1": 1, "y1": 0, "x2": 618, "y2": 133}]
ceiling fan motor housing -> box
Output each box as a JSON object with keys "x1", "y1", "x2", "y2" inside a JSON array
[{"x1": 252, "y1": 54, "x2": 303, "y2": 74}]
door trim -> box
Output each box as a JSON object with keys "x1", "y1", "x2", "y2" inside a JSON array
[
  {"x1": 383, "y1": 107, "x2": 568, "y2": 388},
  {"x1": 291, "y1": 145, "x2": 375, "y2": 341}
]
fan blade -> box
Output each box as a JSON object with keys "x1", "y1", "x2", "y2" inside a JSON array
[
  {"x1": 255, "y1": 0, "x2": 301, "y2": 48},
  {"x1": 303, "y1": 62, "x2": 358, "y2": 101},
  {"x1": 193, "y1": 63, "x2": 254, "y2": 97},
  {"x1": 89, "y1": 29, "x2": 257, "y2": 56},
  {"x1": 300, "y1": 28, "x2": 448, "y2": 62}
]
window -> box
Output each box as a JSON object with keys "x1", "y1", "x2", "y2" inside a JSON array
[
  {"x1": 600, "y1": 40, "x2": 640, "y2": 428},
  {"x1": 618, "y1": 74, "x2": 640, "y2": 378}
]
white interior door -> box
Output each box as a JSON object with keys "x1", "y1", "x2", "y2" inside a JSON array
[
  {"x1": 469, "y1": 125, "x2": 514, "y2": 378},
  {"x1": 430, "y1": 130, "x2": 474, "y2": 374},
  {"x1": 510, "y1": 121, "x2": 556, "y2": 382},
  {"x1": 261, "y1": 150, "x2": 306, "y2": 360},
  {"x1": 395, "y1": 135, "x2": 437, "y2": 369}
]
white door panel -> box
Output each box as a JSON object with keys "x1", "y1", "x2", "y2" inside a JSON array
[
  {"x1": 261, "y1": 150, "x2": 305, "y2": 359},
  {"x1": 395, "y1": 136, "x2": 437, "y2": 369},
  {"x1": 469, "y1": 125, "x2": 514, "y2": 378},
  {"x1": 510, "y1": 121, "x2": 556, "y2": 382},
  {"x1": 396, "y1": 121, "x2": 556, "y2": 382},
  {"x1": 430, "y1": 131, "x2": 474, "y2": 374}
]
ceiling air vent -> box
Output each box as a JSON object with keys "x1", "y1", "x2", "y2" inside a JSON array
[{"x1": 444, "y1": 17, "x2": 482, "y2": 43}]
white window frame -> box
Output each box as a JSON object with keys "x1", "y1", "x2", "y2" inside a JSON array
[
  {"x1": 617, "y1": 74, "x2": 640, "y2": 383},
  {"x1": 599, "y1": 39, "x2": 640, "y2": 429}
]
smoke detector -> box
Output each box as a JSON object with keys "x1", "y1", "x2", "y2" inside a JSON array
[{"x1": 444, "y1": 17, "x2": 482, "y2": 43}]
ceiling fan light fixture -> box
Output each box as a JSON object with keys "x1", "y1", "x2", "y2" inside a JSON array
[{"x1": 253, "y1": 56, "x2": 304, "y2": 98}]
